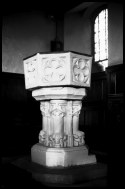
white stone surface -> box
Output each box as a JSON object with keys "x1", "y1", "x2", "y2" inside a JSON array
[
  {"x1": 23, "y1": 52, "x2": 92, "y2": 89},
  {"x1": 32, "y1": 87, "x2": 86, "y2": 100},
  {"x1": 31, "y1": 144, "x2": 96, "y2": 167},
  {"x1": 38, "y1": 100, "x2": 85, "y2": 148},
  {"x1": 23, "y1": 51, "x2": 96, "y2": 168}
]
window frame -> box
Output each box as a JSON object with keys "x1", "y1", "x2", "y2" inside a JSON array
[{"x1": 91, "y1": 5, "x2": 108, "y2": 72}]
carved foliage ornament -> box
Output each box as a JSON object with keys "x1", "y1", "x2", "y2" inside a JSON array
[
  {"x1": 25, "y1": 58, "x2": 37, "y2": 83},
  {"x1": 50, "y1": 101, "x2": 66, "y2": 117},
  {"x1": 49, "y1": 134, "x2": 67, "y2": 148},
  {"x1": 73, "y1": 58, "x2": 90, "y2": 84},
  {"x1": 40, "y1": 101, "x2": 82, "y2": 117},
  {"x1": 72, "y1": 102, "x2": 82, "y2": 116},
  {"x1": 39, "y1": 101, "x2": 85, "y2": 148},
  {"x1": 40, "y1": 102, "x2": 50, "y2": 117},
  {"x1": 43, "y1": 58, "x2": 66, "y2": 83}
]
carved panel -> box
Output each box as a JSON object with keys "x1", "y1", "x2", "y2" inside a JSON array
[
  {"x1": 24, "y1": 55, "x2": 38, "y2": 88},
  {"x1": 73, "y1": 58, "x2": 90, "y2": 85},
  {"x1": 23, "y1": 52, "x2": 92, "y2": 89},
  {"x1": 41, "y1": 57, "x2": 66, "y2": 84}
]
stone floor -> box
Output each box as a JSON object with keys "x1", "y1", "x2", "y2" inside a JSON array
[{"x1": 1, "y1": 154, "x2": 108, "y2": 188}]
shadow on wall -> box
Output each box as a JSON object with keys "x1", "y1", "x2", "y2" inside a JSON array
[
  {"x1": 2, "y1": 11, "x2": 56, "y2": 74},
  {"x1": 1, "y1": 72, "x2": 41, "y2": 157}
]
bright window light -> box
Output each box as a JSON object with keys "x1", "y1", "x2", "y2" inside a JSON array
[{"x1": 94, "y1": 9, "x2": 108, "y2": 71}]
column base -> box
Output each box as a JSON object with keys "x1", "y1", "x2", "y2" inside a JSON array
[{"x1": 31, "y1": 143, "x2": 96, "y2": 168}]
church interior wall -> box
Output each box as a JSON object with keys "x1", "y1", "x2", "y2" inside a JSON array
[{"x1": 2, "y1": 3, "x2": 123, "y2": 158}]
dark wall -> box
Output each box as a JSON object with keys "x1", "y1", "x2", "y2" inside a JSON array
[
  {"x1": 2, "y1": 11, "x2": 63, "y2": 74},
  {"x1": 79, "y1": 72, "x2": 108, "y2": 152},
  {"x1": 108, "y1": 3, "x2": 123, "y2": 66},
  {"x1": 106, "y1": 64, "x2": 124, "y2": 157},
  {"x1": 1, "y1": 73, "x2": 41, "y2": 156}
]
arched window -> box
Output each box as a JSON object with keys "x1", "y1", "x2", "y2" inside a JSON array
[{"x1": 94, "y1": 8, "x2": 108, "y2": 71}]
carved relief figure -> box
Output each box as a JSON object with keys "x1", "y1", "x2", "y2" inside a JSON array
[
  {"x1": 73, "y1": 132, "x2": 85, "y2": 146},
  {"x1": 49, "y1": 133, "x2": 67, "y2": 148},
  {"x1": 39, "y1": 130, "x2": 46, "y2": 145}
]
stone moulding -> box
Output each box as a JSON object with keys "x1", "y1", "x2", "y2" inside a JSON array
[
  {"x1": 32, "y1": 87, "x2": 86, "y2": 100},
  {"x1": 23, "y1": 51, "x2": 96, "y2": 168}
]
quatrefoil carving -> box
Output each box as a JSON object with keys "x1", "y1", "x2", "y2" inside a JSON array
[
  {"x1": 73, "y1": 58, "x2": 90, "y2": 83},
  {"x1": 43, "y1": 58, "x2": 66, "y2": 82}
]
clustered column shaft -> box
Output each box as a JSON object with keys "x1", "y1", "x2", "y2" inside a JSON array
[{"x1": 39, "y1": 100, "x2": 85, "y2": 148}]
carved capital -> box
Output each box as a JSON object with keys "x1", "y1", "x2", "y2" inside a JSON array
[
  {"x1": 66, "y1": 101, "x2": 73, "y2": 116},
  {"x1": 72, "y1": 101, "x2": 82, "y2": 116},
  {"x1": 50, "y1": 100, "x2": 67, "y2": 117},
  {"x1": 42, "y1": 58, "x2": 66, "y2": 83},
  {"x1": 40, "y1": 101, "x2": 50, "y2": 117}
]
